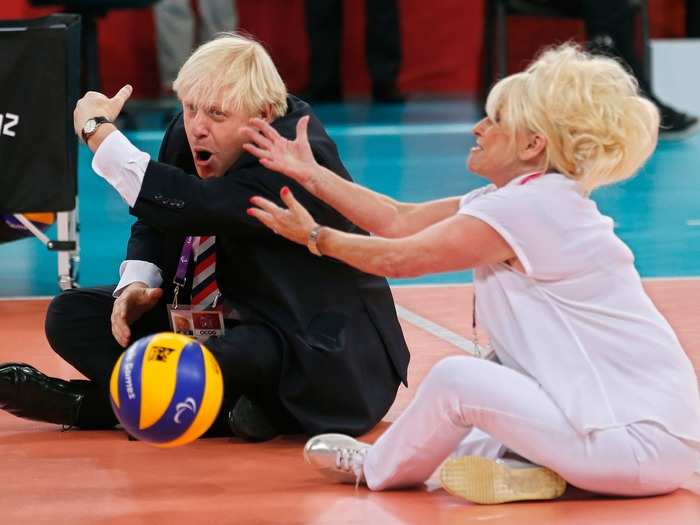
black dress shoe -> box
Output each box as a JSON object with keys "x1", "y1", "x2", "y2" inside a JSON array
[
  {"x1": 0, "y1": 363, "x2": 114, "y2": 429},
  {"x1": 227, "y1": 396, "x2": 280, "y2": 442}
]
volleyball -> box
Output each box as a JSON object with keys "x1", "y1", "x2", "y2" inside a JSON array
[{"x1": 109, "y1": 332, "x2": 224, "y2": 447}]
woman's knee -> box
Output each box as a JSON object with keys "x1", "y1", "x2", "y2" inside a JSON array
[{"x1": 420, "y1": 355, "x2": 494, "y2": 394}]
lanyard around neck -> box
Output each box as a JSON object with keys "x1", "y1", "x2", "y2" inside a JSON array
[{"x1": 172, "y1": 236, "x2": 195, "y2": 308}]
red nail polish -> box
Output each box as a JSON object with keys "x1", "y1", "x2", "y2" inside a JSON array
[
  {"x1": 249, "y1": 196, "x2": 255, "y2": 204},
  {"x1": 281, "y1": 186, "x2": 289, "y2": 196},
  {"x1": 246, "y1": 208, "x2": 254, "y2": 216}
]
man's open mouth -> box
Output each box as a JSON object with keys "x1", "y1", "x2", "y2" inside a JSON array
[{"x1": 195, "y1": 150, "x2": 213, "y2": 162}]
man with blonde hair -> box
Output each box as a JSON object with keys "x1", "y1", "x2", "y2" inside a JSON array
[{"x1": 0, "y1": 33, "x2": 410, "y2": 442}]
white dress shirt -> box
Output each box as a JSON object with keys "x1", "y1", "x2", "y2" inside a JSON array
[{"x1": 92, "y1": 130, "x2": 162, "y2": 296}]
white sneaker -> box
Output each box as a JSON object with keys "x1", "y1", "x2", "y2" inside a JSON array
[
  {"x1": 440, "y1": 456, "x2": 567, "y2": 504},
  {"x1": 303, "y1": 433, "x2": 370, "y2": 485}
]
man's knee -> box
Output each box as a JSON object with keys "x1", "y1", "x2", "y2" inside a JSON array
[
  {"x1": 44, "y1": 289, "x2": 83, "y2": 350},
  {"x1": 44, "y1": 287, "x2": 115, "y2": 356}
]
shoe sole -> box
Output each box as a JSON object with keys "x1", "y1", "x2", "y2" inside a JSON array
[{"x1": 440, "y1": 456, "x2": 567, "y2": 504}]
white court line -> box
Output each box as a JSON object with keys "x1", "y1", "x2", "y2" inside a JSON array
[
  {"x1": 687, "y1": 219, "x2": 700, "y2": 226},
  {"x1": 394, "y1": 304, "x2": 478, "y2": 356}
]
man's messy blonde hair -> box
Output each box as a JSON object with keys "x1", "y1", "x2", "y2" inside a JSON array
[
  {"x1": 485, "y1": 43, "x2": 659, "y2": 192},
  {"x1": 173, "y1": 32, "x2": 288, "y2": 119}
]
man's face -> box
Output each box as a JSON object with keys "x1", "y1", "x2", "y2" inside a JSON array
[{"x1": 182, "y1": 96, "x2": 255, "y2": 179}]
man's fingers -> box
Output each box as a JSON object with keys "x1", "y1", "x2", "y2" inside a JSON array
[
  {"x1": 113, "y1": 325, "x2": 130, "y2": 348},
  {"x1": 111, "y1": 84, "x2": 133, "y2": 106},
  {"x1": 146, "y1": 287, "x2": 163, "y2": 304},
  {"x1": 111, "y1": 310, "x2": 130, "y2": 348}
]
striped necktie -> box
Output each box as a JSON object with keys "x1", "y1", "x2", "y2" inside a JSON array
[{"x1": 191, "y1": 235, "x2": 220, "y2": 307}]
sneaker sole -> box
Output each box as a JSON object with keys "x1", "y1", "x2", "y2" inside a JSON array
[{"x1": 440, "y1": 456, "x2": 567, "y2": 504}]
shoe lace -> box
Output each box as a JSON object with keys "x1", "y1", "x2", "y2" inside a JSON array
[{"x1": 335, "y1": 447, "x2": 367, "y2": 489}]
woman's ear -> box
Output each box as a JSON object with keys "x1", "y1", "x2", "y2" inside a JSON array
[{"x1": 520, "y1": 132, "x2": 547, "y2": 161}]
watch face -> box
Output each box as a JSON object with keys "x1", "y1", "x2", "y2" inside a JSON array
[{"x1": 83, "y1": 119, "x2": 97, "y2": 134}]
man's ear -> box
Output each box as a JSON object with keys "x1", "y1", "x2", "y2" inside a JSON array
[{"x1": 259, "y1": 104, "x2": 274, "y2": 123}]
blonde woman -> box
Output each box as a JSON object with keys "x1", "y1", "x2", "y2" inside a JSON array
[{"x1": 242, "y1": 44, "x2": 700, "y2": 503}]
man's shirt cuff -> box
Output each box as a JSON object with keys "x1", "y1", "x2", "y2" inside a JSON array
[
  {"x1": 114, "y1": 260, "x2": 163, "y2": 297},
  {"x1": 92, "y1": 130, "x2": 150, "y2": 207}
]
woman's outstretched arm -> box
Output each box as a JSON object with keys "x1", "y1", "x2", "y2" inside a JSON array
[
  {"x1": 241, "y1": 116, "x2": 460, "y2": 238},
  {"x1": 248, "y1": 187, "x2": 514, "y2": 278}
]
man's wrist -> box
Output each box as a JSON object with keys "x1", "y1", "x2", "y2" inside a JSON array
[{"x1": 86, "y1": 123, "x2": 117, "y2": 153}]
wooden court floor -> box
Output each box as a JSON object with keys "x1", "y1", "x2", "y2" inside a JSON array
[{"x1": 0, "y1": 282, "x2": 699, "y2": 525}]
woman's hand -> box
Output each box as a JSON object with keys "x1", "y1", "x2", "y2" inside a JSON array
[
  {"x1": 248, "y1": 186, "x2": 319, "y2": 246},
  {"x1": 241, "y1": 116, "x2": 319, "y2": 188}
]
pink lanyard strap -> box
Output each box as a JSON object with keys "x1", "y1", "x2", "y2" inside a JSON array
[{"x1": 518, "y1": 170, "x2": 545, "y2": 185}]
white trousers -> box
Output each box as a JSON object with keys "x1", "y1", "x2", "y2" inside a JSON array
[
  {"x1": 155, "y1": 0, "x2": 238, "y2": 87},
  {"x1": 364, "y1": 356, "x2": 699, "y2": 496}
]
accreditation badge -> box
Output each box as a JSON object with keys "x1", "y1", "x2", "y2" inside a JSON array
[{"x1": 166, "y1": 304, "x2": 225, "y2": 342}]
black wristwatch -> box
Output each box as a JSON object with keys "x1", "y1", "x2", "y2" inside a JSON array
[{"x1": 81, "y1": 116, "x2": 112, "y2": 143}]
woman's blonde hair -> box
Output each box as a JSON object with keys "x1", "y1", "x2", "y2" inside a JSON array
[
  {"x1": 485, "y1": 43, "x2": 659, "y2": 192},
  {"x1": 173, "y1": 32, "x2": 288, "y2": 119}
]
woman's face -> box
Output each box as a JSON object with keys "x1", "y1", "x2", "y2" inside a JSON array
[{"x1": 467, "y1": 113, "x2": 542, "y2": 184}]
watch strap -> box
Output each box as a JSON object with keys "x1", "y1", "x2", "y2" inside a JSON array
[{"x1": 81, "y1": 116, "x2": 112, "y2": 143}]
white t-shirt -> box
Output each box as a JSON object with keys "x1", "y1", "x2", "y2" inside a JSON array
[{"x1": 459, "y1": 172, "x2": 700, "y2": 446}]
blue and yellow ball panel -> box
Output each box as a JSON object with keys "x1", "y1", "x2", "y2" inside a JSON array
[{"x1": 110, "y1": 332, "x2": 224, "y2": 448}]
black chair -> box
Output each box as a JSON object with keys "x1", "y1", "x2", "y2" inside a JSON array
[
  {"x1": 481, "y1": 0, "x2": 651, "y2": 103},
  {"x1": 29, "y1": 1, "x2": 159, "y2": 93}
]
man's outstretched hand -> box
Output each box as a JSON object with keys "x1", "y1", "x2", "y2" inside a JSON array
[
  {"x1": 111, "y1": 282, "x2": 163, "y2": 348},
  {"x1": 73, "y1": 84, "x2": 133, "y2": 149}
]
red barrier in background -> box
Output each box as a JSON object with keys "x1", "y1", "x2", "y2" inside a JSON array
[{"x1": 1, "y1": 0, "x2": 688, "y2": 100}]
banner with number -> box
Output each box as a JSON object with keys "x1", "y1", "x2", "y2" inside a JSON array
[{"x1": 0, "y1": 14, "x2": 80, "y2": 213}]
